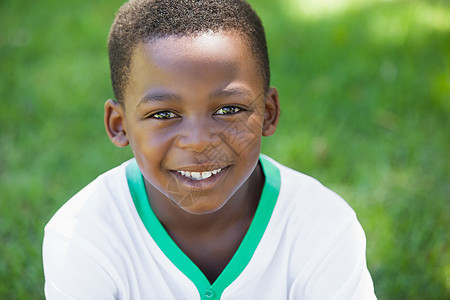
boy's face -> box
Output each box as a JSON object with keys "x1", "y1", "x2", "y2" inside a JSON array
[{"x1": 105, "y1": 31, "x2": 279, "y2": 214}]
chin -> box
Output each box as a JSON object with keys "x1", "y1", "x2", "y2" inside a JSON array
[{"x1": 176, "y1": 199, "x2": 229, "y2": 215}]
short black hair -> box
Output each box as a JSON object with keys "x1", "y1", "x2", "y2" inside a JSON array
[{"x1": 108, "y1": 0, "x2": 270, "y2": 104}]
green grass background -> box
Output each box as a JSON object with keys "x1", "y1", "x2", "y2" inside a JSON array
[{"x1": 0, "y1": 0, "x2": 448, "y2": 298}]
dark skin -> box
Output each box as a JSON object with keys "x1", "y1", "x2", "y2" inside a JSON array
[
  {"x1": 147, "y1": 166, "x2": 263, "y2": 282},
  {"x1": 105, "y1": 31, "x2": 280, "y2": 283}
]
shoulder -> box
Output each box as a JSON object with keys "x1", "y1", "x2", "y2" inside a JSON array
[
  {"x1": 45, "y1": 159, "x2": 134, "y2": 234},
  {"x1": 259, "y1": 156, "x2": 376, "y2": 299},
  {"x1": 262, "y1": 155, "x2": 363, "y2": 271},
  {"x1": 262, "y1": 155, "x2": 356, "y2": 225},
  {"x1": 43, "y1": 159, "x2": 138, "y2": 298},
  {"x1": 43, "y1": 158, "x2": 139, "y2": 262}
]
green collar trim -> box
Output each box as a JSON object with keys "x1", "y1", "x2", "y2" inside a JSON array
[{"x1": 126, "y1": 155, "x2": 281, "y2": 299}]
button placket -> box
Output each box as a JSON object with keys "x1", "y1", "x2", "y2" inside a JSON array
[{"x1": 204, "y1": 288, "x2": 216, "y2": 299}]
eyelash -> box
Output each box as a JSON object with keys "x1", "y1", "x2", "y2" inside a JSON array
[
  {"x1": 214, "y1": 106, "x2": 243, "y2": 115},
  {"x1": 146, "y1": 105, "x2": 244, "y2": 120},
  {"x1": 148, "y1": 111, "x2": 178, "y2": 119}
]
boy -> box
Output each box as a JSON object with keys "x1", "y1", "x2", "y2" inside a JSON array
[{"x1": 43, "y1": 0, "x2": 376, "y2": 299}]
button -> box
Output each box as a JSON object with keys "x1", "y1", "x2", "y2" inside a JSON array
[{"x1": 204, "y1": 289, "x2": 215, "y2": 299}]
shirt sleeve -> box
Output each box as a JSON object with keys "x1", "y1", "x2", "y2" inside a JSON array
[
  {"x1": 43, "y1": 227, "x2": 120, "y2": 300},
  {"x1": 289, "y1": 218, "x2": 377, "y2": 300}
]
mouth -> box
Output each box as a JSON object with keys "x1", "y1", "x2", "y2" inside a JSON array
[
  {"x1": 176, "y1": 167, "x2": 223, "y2": 181},
  {"x1": 169, "y1": 165, "x2": 229, "y2": 191}
]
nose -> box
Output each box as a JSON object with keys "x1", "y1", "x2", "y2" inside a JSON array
[{"x1": 175, "y1": 117, "x2": 221, "y2": 153}]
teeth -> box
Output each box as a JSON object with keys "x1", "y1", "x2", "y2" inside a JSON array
[
  {"x1": 191, "y1": 172, "x2": 201, "y2": 179},
  {"x1": 177, "y1": 168, "x2": 222, "y2": 180},
  {"x1": 202, "y1": 171, "x2": 212, "y2": 179}
]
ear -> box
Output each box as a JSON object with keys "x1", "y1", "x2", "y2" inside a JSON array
[
  {"x1": 262, "y1": 87, "x2": 280, "y2": 137},
  {"x1": 104, "y1": 99, "x2": 129, "y2": 147}
]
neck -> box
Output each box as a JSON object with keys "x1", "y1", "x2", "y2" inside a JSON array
[{"x1": 144, "y1": 162, "x2": 264, "y2": 235}]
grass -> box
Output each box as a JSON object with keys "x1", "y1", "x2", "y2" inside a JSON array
[{"x1": 1, "y1": 0, "x2": 448, "y2": 298}]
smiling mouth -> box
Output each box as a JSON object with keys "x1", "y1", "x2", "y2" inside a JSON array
[{"x1": 176, "y1": 167, "x2": 223, "y2": 180}]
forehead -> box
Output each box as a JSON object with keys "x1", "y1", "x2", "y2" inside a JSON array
[
  {"x1": 132, "y1": 31, "x2": 256, "y2": 71},
  {"x1": 124, "y1": 31, "x2": 263, "y2": 101},
  {"x1": 148, "y1": 31, "x2": 248, "y2": 58}
]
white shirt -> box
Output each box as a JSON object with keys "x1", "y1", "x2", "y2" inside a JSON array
[{"x1": 43, "y1": 155, "x2": 376, "y2": 299}]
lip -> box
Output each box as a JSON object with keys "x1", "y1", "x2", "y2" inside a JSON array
[
  {"x1": 169, "y1": 165, "x2": 230, "y2": 191},
  {"x1": 171, "y1": 164, "x2": 227, "y2": 172}
]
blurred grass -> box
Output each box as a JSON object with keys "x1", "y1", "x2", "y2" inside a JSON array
[{"x1": 0, "y1": 0, "x2": 448, "y2": 298}]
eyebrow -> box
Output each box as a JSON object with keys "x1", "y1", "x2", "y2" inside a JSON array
[
  {"x1": 137, "y1": 91, "x2": 181, "y2": 107},
  {"x1": 210, "y1": 87, "x2": 253, "y2": 100},
  {"x1": 137, "y1": 86, "x2": 254, "y2": 108}
]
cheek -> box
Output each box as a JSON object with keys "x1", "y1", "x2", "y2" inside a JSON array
[
  {"x1": 128, "y1": 124, "x2": 176, "y2": 166},
  {"x1": 131, "y1": 123, "x2": 174, "y2": 147},
  {"x1": 219, "y1": 114, "x2": 263, "y2": 159}
]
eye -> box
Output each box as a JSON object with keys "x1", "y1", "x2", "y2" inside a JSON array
[
  {"x1": 148, "y1": 111, "x2": 178, "y2": 119},
  {"x1": 215, "y1": 106, "x2": 242, "y2": 115}
]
